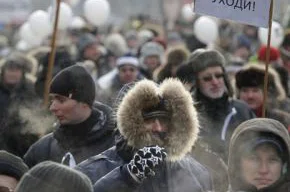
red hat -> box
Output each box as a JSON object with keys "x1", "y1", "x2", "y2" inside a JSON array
[{"x1": 258, "y1": 45, "x2": 280, "y2": 62}]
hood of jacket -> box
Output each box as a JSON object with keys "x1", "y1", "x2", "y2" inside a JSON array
[
  {"x1": 228, "y1": 118, "x2": 290, "y2": 191},
  {"x1": 116, "y1": 78, "x2": 199, "y2": 162}
]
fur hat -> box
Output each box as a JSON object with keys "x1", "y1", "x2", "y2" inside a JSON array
[
  {"x1": 15, "y1": 161, "x2": 93, "y2": 192},
  {"x1": 166, "y1": 46, "x2": 190, "y2": 66},
  {"x1": 0, "y1": 150, "x2": 28, "y2": 181},
  {"x1": 104, "y1": 33, "x2": 128, "y2": 57},
  {"x1": 188, "y1": 49, "x2": 233, "y2": 96},
  {"x1": 235, "y1": 63, "x2": 286, "y2": 101},
  {"x1": 117, "y1": 78, "x2": 199, "y2": 161},
  {"x1": 50, "y1": 65, "x2": 96, "y2": 106},
  {"x1": 189, "y1": 49, "x2": 226, "y2": 73}
]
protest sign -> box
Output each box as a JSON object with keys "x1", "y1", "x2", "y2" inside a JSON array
[{"x1": 194, "y1": 0, "x2": 271, "y2": 27}]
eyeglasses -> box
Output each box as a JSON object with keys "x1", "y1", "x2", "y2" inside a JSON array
[
  {"x1": 0, "y1": 186, "x2": 14, "y2": 192},
  {"x1": 199, "y1": 73, "x2": 224, "y2": 82}
]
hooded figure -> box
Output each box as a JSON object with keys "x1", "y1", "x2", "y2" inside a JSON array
[
  {"x1": 16, "y1": 161, "x2": 93, "y2": 192},
  {"x1": 228, "y1": 118, "x2": 290, "y2": 192},
  {"x1": 76, "y1": 78, "x2": 212, "y2": 192}
]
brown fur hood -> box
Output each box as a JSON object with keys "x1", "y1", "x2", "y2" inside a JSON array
[{"x1": 117, "y1": 78, "x2": 199, "y2": 161}]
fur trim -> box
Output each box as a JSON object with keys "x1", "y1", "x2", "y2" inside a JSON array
[
  {"x1": 235, "y1": 63, "x2": 286, "y2": 101},
  {"x1": 104, "y1": 33, "x2": 128, "y2": 57},
  {"x1": 189, "y1": 49, "x2": 226, "y2": 73},
  {"x1": 165, "y1": 45, "x2": 190, "y2": 65},
  {"x1": 0, "y1": 53, "x2": 38, "y2": 77},
  {"x1": 117, "y1": 78, "x2": 199, "y2": 161},
  {"x1": 153, "y1": 45, "x2": 190, "y2": 82}
]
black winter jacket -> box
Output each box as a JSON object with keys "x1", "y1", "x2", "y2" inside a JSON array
[{"x1": 24, "y1": 102, "x2": 115, "y2": 168}]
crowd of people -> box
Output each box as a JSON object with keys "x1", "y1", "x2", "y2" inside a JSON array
[{"x1": 0, "y1": 11, "x2": 290, "y2": 192}]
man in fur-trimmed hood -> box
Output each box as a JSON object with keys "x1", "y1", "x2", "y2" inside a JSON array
[{"x1": 76, "y1": 78, "x2": 212, "y2": 192}]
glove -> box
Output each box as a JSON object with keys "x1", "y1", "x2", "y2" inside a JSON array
[{"x1": 127, "y1": 145, "x2": 167, "y2": 182}]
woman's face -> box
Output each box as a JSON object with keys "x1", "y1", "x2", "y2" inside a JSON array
[{"x1": 240, "y1": 144, "x2": 283, "y2": 190}]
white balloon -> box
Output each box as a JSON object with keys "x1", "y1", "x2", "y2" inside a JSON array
[
  {"x1": 84, "y1": 0, "x2": 110, "y2": 26},
  {"x1": 19, "y1": 23, "x2": 43, "y2": 47},
  {"x1": 68, "y1": 0, "x2": 80, "y2": 6},
  {"x1": 194, "y1": 16, "x2": 218, "y2": 45},
  {"x1": 182, "y1": 4, "x2": 194, "y2": 22},
  {"x1": 16, "y1": 40, "x2": 32, "y2": 51},
  {"x1": 258, "y1": 21, "x2": 284, "y2": 48},
  {"x1": 49, "y1": 2, "x2": 73, "y2": 30},
  {"x1": 28, "y1": 10, "x2": 52, "y2": 38},
  {"x1": 70, "y1": 16, "x2": 86, "y2": 29}
]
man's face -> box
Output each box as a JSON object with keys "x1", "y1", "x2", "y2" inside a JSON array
[
  {"x1": 83, "y1": 43, "x2": 100, "y2": 61},
  {"x1": 143, "y1": 117, "x2": 169, "y2": 144},
  {"x1": 234, "y1": 47, "x2": 250, "y2": 61},
  {"x1": 49, "y1": 94, "x2": 86, "y2": 125},
  {"x1": 144, "y1": 118, "x2": 168, "y2": 133},
  {"x1": 3, "y1": 68, "x2": 22, "y2": 85},
  {"x1": 197, "y1": 66, "x2": 226, "y2": 99},
  {"x1": 239, "y1": 87, "x2": 264, "y2": 110},
  {"x1": 118, "y1": 65, "x2": 138, "y2": 84},
  {"x1": 144, "y1": 55, "x2": 160, "y2": 72},
  {"x1": 0, "y1": 175, "x2": 18, "y2": 191},
  {"x1": 240, "y1": 144, "x2": 282, "y2": 190},
  {"x1": 127, "y1": 38, "x2": 138, "y2": 49}
]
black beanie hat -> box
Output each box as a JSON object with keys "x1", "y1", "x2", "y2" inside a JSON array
[
  {"x1": 0, "y1": 150, "x2": 28, "y2": 181},
  {"x1": 50, "y1": 65, "x2": 96, "y2": 106},
  {"x1": 15, "y1": 161, "x2": 93, "y2": 192}
]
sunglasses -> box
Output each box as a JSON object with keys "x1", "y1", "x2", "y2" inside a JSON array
[
  {"x1": 200, "y1": 73, "x2": 224, "y2": 82},
  {"x1": 0, "y1": 186, "x2": 13, "y2": 192}
]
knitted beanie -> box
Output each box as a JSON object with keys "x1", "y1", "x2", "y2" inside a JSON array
[
  {"x1": 77, "y1": 33, "x2": 97, "y2": 54},
  {"x1": 15, "y1": 161, "x2": 93, "y2": 192},
  {"x1": 0, "y1": 150, "x2": 28, "y2": 181},
  {"x1": 50, "y1": 65, "x2": 96, "y2": 106},
  {"x1": 258, "y1": 45, "x2": 280, "y2": 62},
  {"x1": 140, "y1": 41, "x2": 165, "y2": 59}
]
